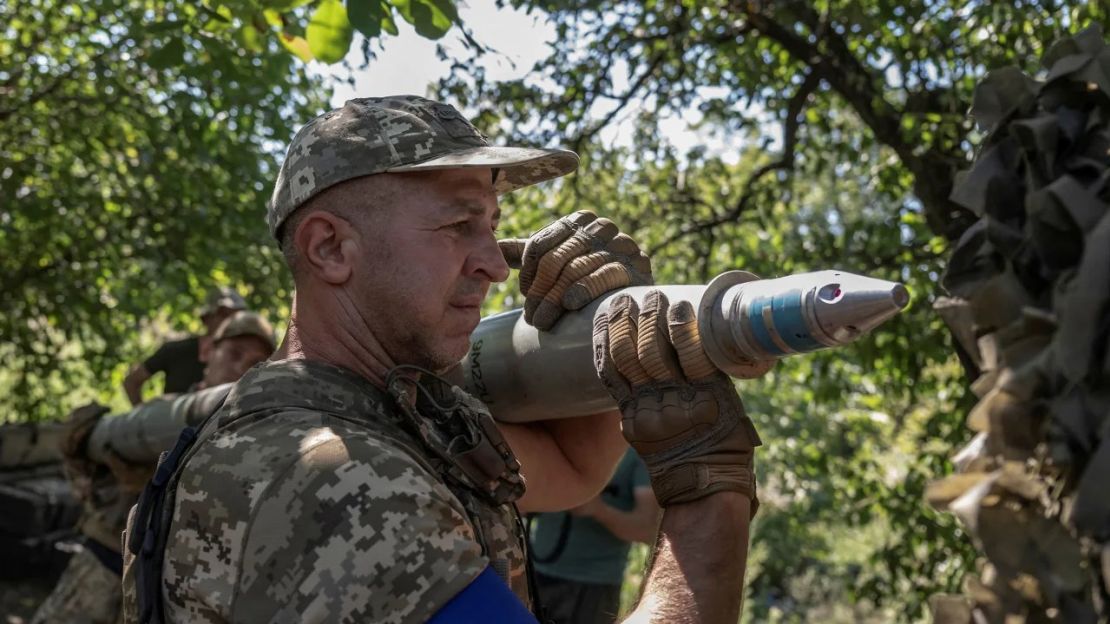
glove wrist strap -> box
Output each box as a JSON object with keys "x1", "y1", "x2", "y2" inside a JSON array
[{"x1": 650, "y1": 462, "x2": 759, "y2": 516}]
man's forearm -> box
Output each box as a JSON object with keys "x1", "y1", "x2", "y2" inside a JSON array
[
  {"x1": 500, "y1": 410, "x2": 625, "y2": 512},
  {"x1": 123, "y1": 367, "x2": 148, "y2": 406},
  {"x1": 537, "y1": 409, "x2": 625, "y2": 490},
  {"x1": 125, "y1": 384, "x2": 142, "y2": 406},
  {"x1": 627, "y1": 493, "x2": 751, "y2": 624}
]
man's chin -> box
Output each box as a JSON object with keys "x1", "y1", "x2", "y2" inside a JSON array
[
  {"x1": 439, "y1": 337, "x2": 472, "y2": 370},
  {"x1": 406, "y1": 336, "x2": 470, "y2": 375}
]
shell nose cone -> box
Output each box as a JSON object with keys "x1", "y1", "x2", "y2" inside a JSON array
[
  {"x1": 811, "y1": 273, "x2": 910, "y2": 342},
  {"x1": 891, "y1": 284, "x2": 910, "y2": 309}
]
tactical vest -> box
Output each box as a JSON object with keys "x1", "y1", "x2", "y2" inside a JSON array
[
  {"x1": 387, "y1": 373, "x2": 531, "y2": 600},
  {"x1": 122, "y1": 371, "x2": 531, "y2": 623}
]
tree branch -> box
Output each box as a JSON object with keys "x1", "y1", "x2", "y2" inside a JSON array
[
  {"x1": 649, "y1": 70, "x2": 821, "y2": 254},
  {"x1": 732, "y1": 0, "x2": 975, "y2": 241},
  {"x1": 570, "y1": 52, "x2": 667, "y2": 154}
]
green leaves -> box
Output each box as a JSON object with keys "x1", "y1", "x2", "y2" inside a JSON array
[
  {"x1": 280, "y1": 32, "x2": 314, "y2": 61},
  {"x1": 348, "y1": 0, "x2": 397, "y2": 38},
  {"x1": 439, "y1": 1, "x2": 1110, "y2": 620},
  {"x1": 290, "y1": 0, "x2": 457, "y2": 63},
  {"x1": 146, "y1": 37, "x2": 187, "y2": 69},
  {"x1": 390, "y1": 0, "x2": 457, "y2": 39},
  {"x1": 306, "y1": 0, "x2": 353, "y2": 63},
  {"x1": 119, "y1": 0, "x2": 461, "y2": 67},
  {"x1": 0, "y1": 0, "x2": 325, "y2": 423},
  {"x1": 346, "y1": 0, "x2": 462, "y2": 43}
]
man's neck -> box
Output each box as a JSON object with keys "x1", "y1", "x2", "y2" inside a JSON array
[{"x1": 275, "y1": 290, "x2": 395, "y2": 388}]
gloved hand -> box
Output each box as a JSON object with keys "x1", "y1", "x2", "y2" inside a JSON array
[
  {"x1": 60, "y1": 403, "x2": 109, "y2": 459},
  {"x1": 103, "y1": 452, "x2": 155, "y2": 494},
  {"x1": 60, "y1": 402, "x2": 153, "y2": 496},
  {"x1": 592, "y1": 290, "x2": 762, "y2": 511},
  {"x1": 499, "y1": 210, "x2": 652, "y2": 330},
  {"x1": 59, "y1": 403, "x2": 112, "y2": 501}
]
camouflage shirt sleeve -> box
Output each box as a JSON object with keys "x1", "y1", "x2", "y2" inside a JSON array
[{"x1": 164, "y1": 425, "x2": 489, "y2": 624}]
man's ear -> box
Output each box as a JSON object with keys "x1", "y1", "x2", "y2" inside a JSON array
[{"x1": 293, "y1": 211, "x2": 357, "y2": 284}]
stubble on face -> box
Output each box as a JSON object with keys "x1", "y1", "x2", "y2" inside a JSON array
[
  {"x1": 358, "y1": 233, "x2": 469, "y2": 372},
  {"x1": 348, "y1": 170, "x2": 499, "y2": 373}
]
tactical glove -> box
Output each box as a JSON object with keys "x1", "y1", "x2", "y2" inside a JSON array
[
  {"x1": 103, "y1": 452, "x2": 156, "y2": 494},
  {"x1": 60, "y1": 402, "x2": 153, "y2": 495},
  {"x1": 593, "y1": 290, "x2": 762, "y2": 511},
  {"x1": 499, "y1": 210, "x2": 652, "y2": 330},
  {"x1": 60, "y1": 402, "x2": 112, "y2": 501}
]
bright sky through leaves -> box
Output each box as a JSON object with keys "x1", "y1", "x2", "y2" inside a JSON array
[{"x1": 315, "y1": 0, "x2": 754, "y2": 162}]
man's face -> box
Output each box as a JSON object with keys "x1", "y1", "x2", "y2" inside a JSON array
[
  {"x1": 201, "y1": 306, "x2": 238, "y2": 334},
  {"x1": 202, "y1": 335, "x2": 272, "y2": 386},
  {"x1": 347, "y1": 168, "x2": 510, "y2": 371}
]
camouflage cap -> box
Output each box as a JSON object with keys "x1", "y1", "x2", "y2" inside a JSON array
[
  {"x1": 212, "y1": 311, "x2": 276, "y2": 352},
  {"x1": 200, "y1": 286, "x2": 247, "y2": 317},
  {"x1": 267, "y1": 95, "x2": 580, "y2": 239}
]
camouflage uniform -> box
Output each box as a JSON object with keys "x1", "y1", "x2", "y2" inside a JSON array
[{"x1": 127, "y1": 359, "x2": 528, "y2": 623}]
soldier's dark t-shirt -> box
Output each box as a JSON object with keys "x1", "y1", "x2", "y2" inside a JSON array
[
  {"x1": 530, "y1": 449, "x2": 650, "y2": 585},
  {"x1": 143, "y1": 337, "x2": 204, "y2": 393}
]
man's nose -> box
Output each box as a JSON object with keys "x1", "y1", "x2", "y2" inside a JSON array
[{"x1": 472, "y1": 233, "x2": 511, "y2": 283}]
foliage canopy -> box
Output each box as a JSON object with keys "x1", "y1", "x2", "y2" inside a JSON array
[
  {"x1": 437, "y1": 0, "x2": 1109, "y2": 618},
  {"x1": 0, "y1": 0, "x2": 328, "y2": 417},
  {"x1": 3, "y1": 0, "x2": 1109, "y2": 620}
]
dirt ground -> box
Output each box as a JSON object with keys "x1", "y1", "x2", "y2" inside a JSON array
[{"x1": 1, "y1": 578, "x2": 54, "y2": 624}]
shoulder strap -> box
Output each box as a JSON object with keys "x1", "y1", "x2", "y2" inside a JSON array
[
  {"x1": 122, "y1": 388, "x2": 422, "y2": 624},
  {"x1": 126, "y1": 424, "x2": 197, "y2": 624},
  {"x1": 388, "y1": 376, "x2": 525, "y2": 506},
  {"x1": 124, "y1": 381, "x2": 237, "y2": 624}
]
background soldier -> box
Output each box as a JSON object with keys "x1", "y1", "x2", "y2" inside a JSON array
[
  {"x1": 529, "y1": 448, "x2": 658, "y2": 624},
  {"x1": 122, "y1": 287, "x2": 247, "y2": 405},
  {"x1": 32, "y1": 311, "x2": 275, "y2": 624}
]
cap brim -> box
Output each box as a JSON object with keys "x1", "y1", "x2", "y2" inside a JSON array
[
  {"x1": 386, "y1": 146, "x2": 579, "y2": 194},
  {"x1": 200, "y1": 300, "x2": 246, "y2": 317}
]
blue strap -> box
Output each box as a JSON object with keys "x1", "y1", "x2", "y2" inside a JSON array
[{"x1": 427, "y1": 567, "x2": 539, "y2": 624}]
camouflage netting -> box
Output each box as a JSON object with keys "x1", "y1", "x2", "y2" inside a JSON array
[{"x1": 927, "y1": 26, "x2": 1110, "y2": 624}]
